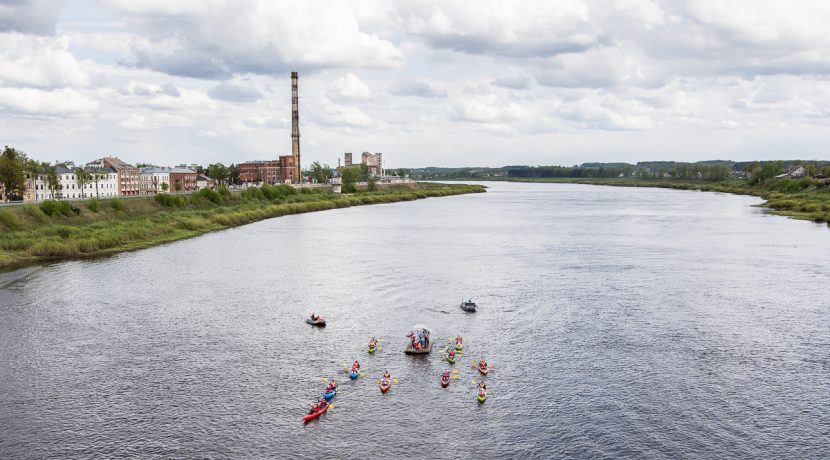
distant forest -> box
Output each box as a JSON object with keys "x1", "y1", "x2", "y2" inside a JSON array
[{"x1": 411, "y1": 160, "x2": 830, "y2": 181}]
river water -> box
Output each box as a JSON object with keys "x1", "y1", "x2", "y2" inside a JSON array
[{"x1": 1, "y1": 182, "x2": 828, "y2": 459}]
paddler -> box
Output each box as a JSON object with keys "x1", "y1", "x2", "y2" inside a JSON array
[
  {"x1": 448, "y1": 349, "x2": 455, "y2": 358},
  {"x1": 352, "y1": 360, "x2": 360, "y2": 371},
  {"x1": 479, "y1": 358, "x2": 487, "y2": 370},
  {"x1": 383, "y1": 370, "x2": 390, "y2": 379},
  {"x1": 456, "y1": 335, "x2": 463, "y2": 345}
]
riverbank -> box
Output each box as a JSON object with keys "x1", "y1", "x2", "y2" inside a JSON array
[
  {"x1": 456, "y1": 177, "x2": 830, "y2": 224},
  {"x1": 0, "y1": 183, "x2": 485, "y2": 271}
]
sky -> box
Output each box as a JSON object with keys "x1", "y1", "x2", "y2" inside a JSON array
[{"x1": 1, "y1": 0, "x2": 829, "y2": 168}]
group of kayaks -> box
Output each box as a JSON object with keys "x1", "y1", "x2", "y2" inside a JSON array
[{"x1": 303, "y1": 317, "x2": 493, "y2": 424}]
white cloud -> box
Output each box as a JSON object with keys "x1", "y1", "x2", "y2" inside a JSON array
[
  {"x1": 118, "y1": 113, "x2": 191, "y2": 130},
  {"x1": 317, "y1": 104, "x2": 374, "y2": 128},
  {"x1": 452, "y1": 96, "x2": 532, "y2": 124},
  {"x1": 0, "y1": 87, "x2": 99, "y2": 115},
  {"x1": 328, "y1": 73, "x2": 372, "y2": 101},
  {"x1": 402, "y1": 0, "x2": 600, "y2": 57},
  {"x1": 100, "y1": 0, "x2": 405, "y2": 77},
  {"x1": 0, "y1": 33, "x2": 90, "y2": 88}
]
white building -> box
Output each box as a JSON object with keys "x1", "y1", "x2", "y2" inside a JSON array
[
  {"x1": 139, "y1": 167, "x2": 171, "y2": 194},
  {"x1": 31, "y1": 165, "x2": 118, "y2": 201}
]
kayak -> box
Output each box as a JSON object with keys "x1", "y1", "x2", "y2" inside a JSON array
[
  {"x1": 478, "y1": 366, "x2": 489, "y2": 376},
  {"x1": 306, "y1": 318, "x2": 326, "y2": 327},
  {"x1": 303, "y1": 403, "x2": 328, "y2": 423},
  {"x1": 477, "y1": 391, "x2": 487, "y2": 403},
  {"x1": 349, "y1": 370, "x2": 359, "y2": 380},
  {"x1": 323, "y1": 388, "x2": 336, "y2": 401},
  {"x1": 440, "y1": 374, "x2": 450, "y2": 387},
  {"x1": 456, "y1": 343, "x2": 462, "y2": 351},
  {"x1": 447, "y1": 355, "x2": 456, "y2": 364},
  {"x1": 368, "y1": 344, "x2": 376, "y2": 353},
  {"x1": 380, "y1": 378, "x2": 391, "y2": 393}
]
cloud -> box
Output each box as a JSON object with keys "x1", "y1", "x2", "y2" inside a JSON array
[
  {"x1": 101, "y1": 0, "x2": 404, "y2": 78},
  {"x1": 118, "y1": 113, "x2": 191, "y2": 130},
  {"x1": 0, "y1": 0, "x2": 59, "y2": 35},
  {"x1": 559, "y1": 92, "x2": 654, "y2": 130},
  {"x1": 208, "y1": 81, "x2": 263, "y2": 103},
  {"x1": 316, "y1": 104, "x2": 374, "y2": 128},
  {"x1": 492, "y1": 68, "x2": 534, "y2": 89},
  {"x1": 0, "y1": 33, "x2": 90, "y2": 88},
  {"x1": 389, "y1": 78, "x2": 446, "y2": 97},
  {"x1": 452, "y1": 95, "x2": 532, "y2": 123},
  {"x1": 401, "y1": 0, "x2": 601, "y2": 57},
  {"x1": 327, "y1": 73, "x2": 372, "y2": 101},
  {"x1": 0, "y1": 87, "x2": 99, "y2": 115}
]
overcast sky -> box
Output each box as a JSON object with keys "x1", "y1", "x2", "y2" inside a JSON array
[{"x1": 1, "y1": 0, "x2": 829, "y2": 168}]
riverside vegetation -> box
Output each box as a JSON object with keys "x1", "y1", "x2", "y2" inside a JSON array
[
  {"x1": 488, "y1": 177, "x2": 830, "y2": 223},
  {"x1": 0, "y1": 183, "x2": 485, "y2": 271}
]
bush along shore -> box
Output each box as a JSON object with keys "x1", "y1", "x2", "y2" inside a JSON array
[
  {"x1": 0, "y1": 183, "x2": 485, "y2": 271},
  {"x1": 480, "y1": 177, "x2": 830, "y2": 224}
]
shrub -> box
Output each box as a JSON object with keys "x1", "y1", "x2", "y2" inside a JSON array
[
  {"x1": 87, "y1": 199, "x2": 100, "y2": 213},
  {"x1": 197, "y1": 188, "x2": 221, "y2": 205},
  {"x1": 0, "y1": 209, "x2": 19, "y2": 230},
  {"x1": 155, "y1": 194, "x2": 182, "y2": 207},
  {"x1": 217, "y1": 186, "x2": 231, "y2": 198},
  {"x1": 110, "y1": 199, "x2": 124, "y2": 211},
  {"x1": 39, "y1": 200, "x2": 62, "y2": 217}
]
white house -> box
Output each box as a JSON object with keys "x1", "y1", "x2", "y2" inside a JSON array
[
  {"x1": 139, "y1": 167, "x2": 171, "y2": 194},
  {"x1": 30, "y1": 165, "x2": 118, "y2": 201}
]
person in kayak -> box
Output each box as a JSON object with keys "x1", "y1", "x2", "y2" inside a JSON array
[
  {"x1": 479, "y1": 359, "x2": 487, "y2": 370},
  {"x1": 352, "y1": 360, "x2": 360, "y2": 371},
  {"x1": 383, "y1": 370, "x2": 390, "y2": 379},
  {"x1": 330, "y1": 379, "x2": 337, "y2": 389},
  {"x1": 310, "y1": 313, "x2": 322, "y2": 321},
  {"x1": 478, "y1": 381, "x2": 487, "y2": 391},
  {"x1": 456, "y1": 335, "x2": 463, "y2": 345},
  {"x1": 448, "y1": 349, "x2": 456, "y2": 358}
]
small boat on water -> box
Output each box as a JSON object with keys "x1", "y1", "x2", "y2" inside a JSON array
[
  {"x1": 368, "y1": 342, "x2": 377, "y2": 353},
  {"x1": 461, "y1": 299, "x2": 477, "y2": 312},
  {"x1": 477, "y1": 390, "x2": 487, "y2": 403},
  {"x1": 405, "y1": 325, "x2": 433, "y2": 354},
  {"x1": 380, "y1": 378, "x2": 391, "y2": 393},
  {"x1": 440, "y1": 372, "x2": 451, "y2": 388},
  {"x1": 306, "y1": 314, "x2": 326, "y2": 327},
  {"x1": 447, "y1": 352, "x2": 456, "y2": 365},
  {"x1": 323, "y1": 388, "x2": 336, "y2": 401},
  {"x1": 349, "y1": 370, "x2": 359, "y2": 380},
  {"x1": 478, "y1": 366, "x2": 489, "y2": 376},
  {"x1": 303, "y1": 403, "x2": 328, "y2": 423}
]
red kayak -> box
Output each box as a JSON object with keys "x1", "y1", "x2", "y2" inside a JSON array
[
  {"x1": 440, "y1": 373, "x2": 451, "y2": 388},
  {"x1": 380, "y1": 378, "x2": 391, "y2": 393},
  {"x1": 303, "y1": 403, "x2": 328, "y2": 423}
]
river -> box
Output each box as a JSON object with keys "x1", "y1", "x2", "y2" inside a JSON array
[{"x1": 1, "y1": 182, "x2": 828, "y2": 459}]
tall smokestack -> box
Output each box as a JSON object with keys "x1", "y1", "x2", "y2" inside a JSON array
[{"x1": 291, "y1": 71, "x2": 300, "y2": 183}]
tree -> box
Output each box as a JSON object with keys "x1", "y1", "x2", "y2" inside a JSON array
[
  {"x1": 207, "y1": 163, "x2": 227, "y2": 185},
  {"x1": 310, "y1": 161, "x2": 333, "y2": 184},
  {"x1": 340, "y1": 166, "x2": 361, "y2": 193},
  {"x1": 173, "y1": 179, "x2": 182, "y2": 192},
  {"x1": 160, "y1": 182, "x2": 169, "y2": 193},
  {"x1": 806, "y1": 161, "x2": 820, "y2": 178},
  {"x1": 227, "y1": 164, "x2": 239, "y2": 185},
  {"x1": 46, "y1": 165, "x2": 59, "y2": 199},
  {"x1": 76, "y1": 169, "x2": 91, "y2": 199},
  {"x1": 0, "y1": 146, "x2": 26, "y2": 202},
  {"x1": 367, "y1": 175, "x2": 377, "y2": 191}
]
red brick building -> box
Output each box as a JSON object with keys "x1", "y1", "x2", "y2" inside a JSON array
[
  {"x1": 168, "y1": 168, "x2": 198, "y2": 192},
  {"x1": 239, "y1": 160, "x2": 280, "y2": 185}
]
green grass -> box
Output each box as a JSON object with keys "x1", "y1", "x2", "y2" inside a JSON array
[
  {"x1": 0, "y1": 183, "x2": 485, "y2": 271},
  {"x1": 479, "y1": 176, "x2": 830, "y2": 223}
]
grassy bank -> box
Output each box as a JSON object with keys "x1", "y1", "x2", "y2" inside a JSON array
[
  {"x1": 471, "y1": 177, "x2": 830, "y2": 223},
  {"x1": 0, "y1": 183, "x2": 485, "y2": 271}
]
